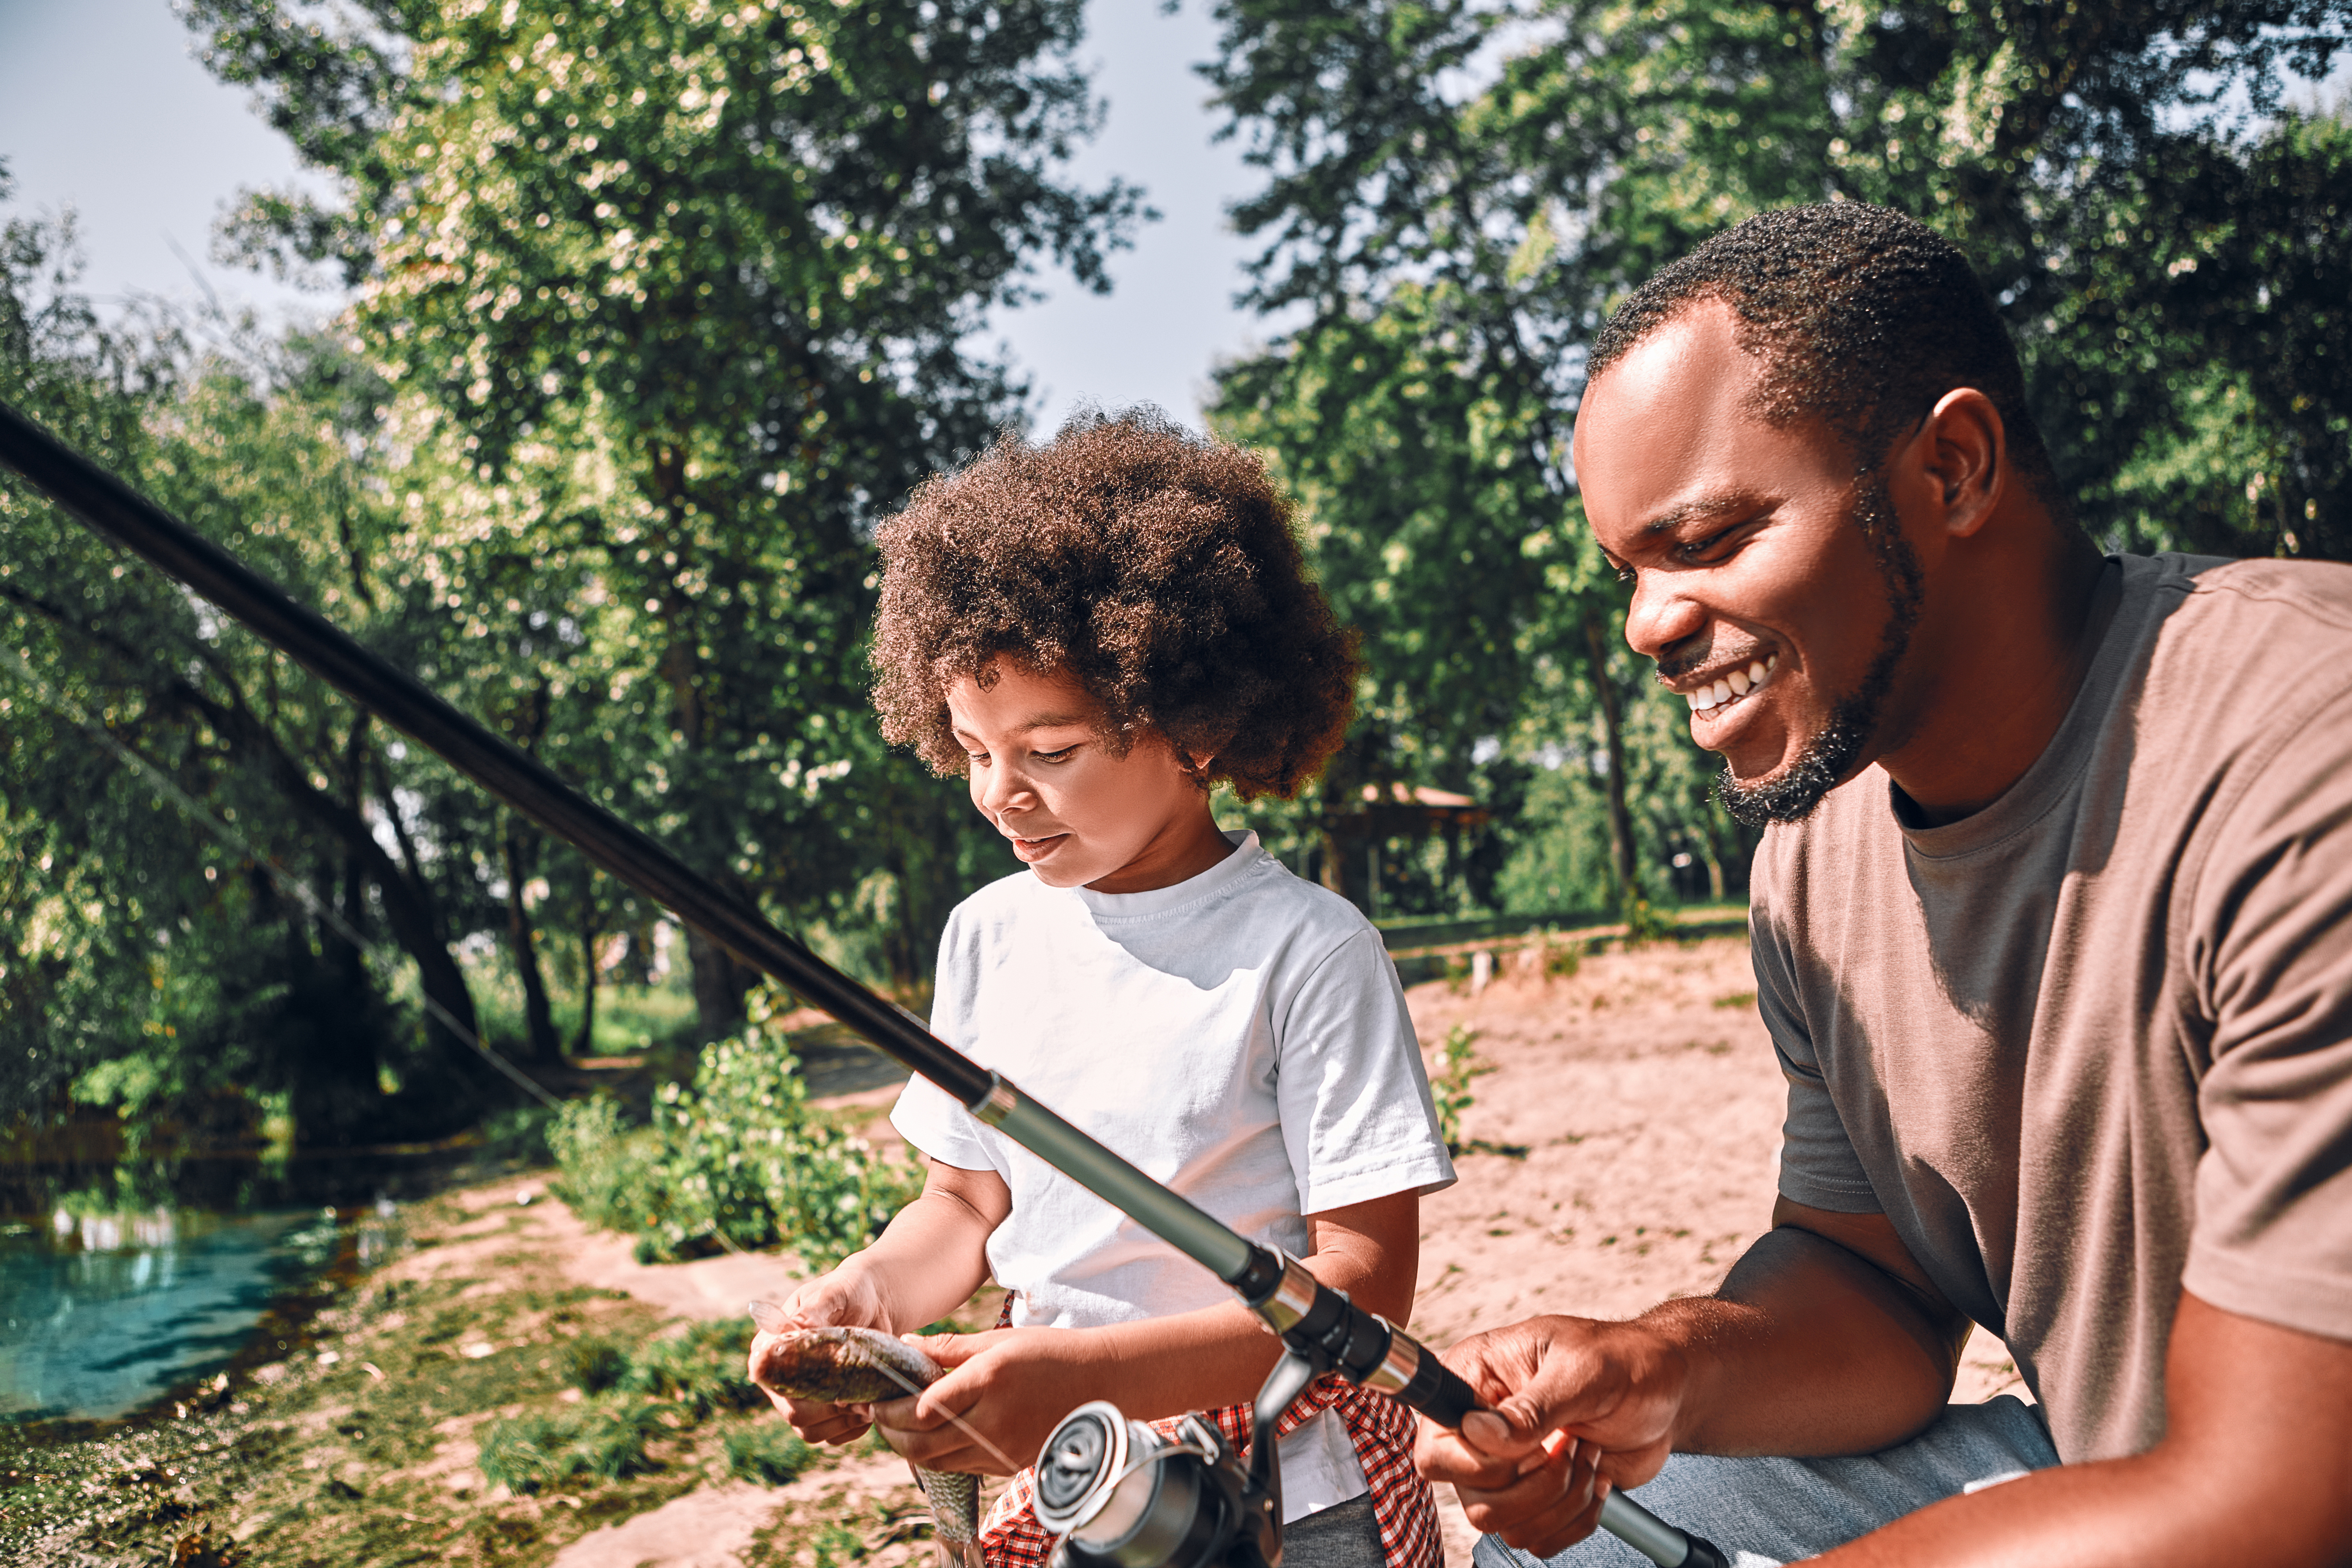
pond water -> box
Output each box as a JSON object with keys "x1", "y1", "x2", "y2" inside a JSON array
[{"x1": 0, "y1": 1206, "x2": 353, "y2": 1423}]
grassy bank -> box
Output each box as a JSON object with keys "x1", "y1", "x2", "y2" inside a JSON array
[{"x1": 0, "y1": 1176, "x2": 956, "y2": 1568}]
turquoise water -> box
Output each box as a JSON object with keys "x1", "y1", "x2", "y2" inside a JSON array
[{"x1": 0, "y1": 1207, "x2": 343, "y2": 1422}]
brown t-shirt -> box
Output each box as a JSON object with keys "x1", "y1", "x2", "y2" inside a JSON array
[{"x1": 1752, "y1": 551, "x2": 2352, "y2": 1464}]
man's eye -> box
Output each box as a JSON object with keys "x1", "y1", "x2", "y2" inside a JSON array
[
  {"x1": 1680, "y1": 525, "x2": 1748, "y2": 562},
  {"x1": 1614, "y1": 565, "x2": 1636, "y2": 585}
]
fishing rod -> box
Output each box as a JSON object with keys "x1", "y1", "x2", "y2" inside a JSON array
[{"x1": 0, "y1": 397, "x2": 1726, "y2": 1568}]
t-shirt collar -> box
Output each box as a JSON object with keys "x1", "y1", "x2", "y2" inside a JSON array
[
  {"x1": 1893, "y1": 555, "x2": 2144, "y2": 859},
  {"x1": 1070, "y1": 829, "x2": 1263, "y2": 919}
]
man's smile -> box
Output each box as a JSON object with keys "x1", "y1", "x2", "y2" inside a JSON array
[{"x1": 1675, "y1": 652, "x2": 1780, "y2": 717}]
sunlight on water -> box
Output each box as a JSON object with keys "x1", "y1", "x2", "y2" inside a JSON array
[{"x1": 0, "y1": 1207, "x2": 339, "y2": 1421}]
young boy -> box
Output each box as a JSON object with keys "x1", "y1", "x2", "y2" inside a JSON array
[{"x1": 756, "y1": 410, "x2": 1455, "y2": 1566}]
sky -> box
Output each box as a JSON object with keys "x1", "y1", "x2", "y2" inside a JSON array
[{"x1": 0, "y1": 0, "x2": 1280, "y2": 433}]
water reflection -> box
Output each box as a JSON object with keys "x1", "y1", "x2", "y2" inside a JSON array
[{"x1": 0, "y1": 1206, "x2": 351, "y2": 1422}]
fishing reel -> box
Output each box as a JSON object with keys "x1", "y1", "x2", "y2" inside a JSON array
[{"x1": 1030, "y1": 1351, "x2": 1320, "y2": 1568}]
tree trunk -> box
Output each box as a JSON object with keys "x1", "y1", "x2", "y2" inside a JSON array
[
  {"x1": 1582, "y1": 605, "x2": 1642, "y2": 903},
  {"x1": 192, "y1": 686, "x2": 484, "y2": 1092},
  {"x1": 574, "y1": 920, "x2": 600, "y2": 1057},
  {"x1": 686, "y1": 922, "x2": 752, "y2": 1042},
  {"x1": 502, "y1": 817, "x2": 562, "y2": 1063}
]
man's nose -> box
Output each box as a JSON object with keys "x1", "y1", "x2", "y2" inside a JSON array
[{"x1": 1622, "y1": 570, "x2": 1707, "y2": 659}]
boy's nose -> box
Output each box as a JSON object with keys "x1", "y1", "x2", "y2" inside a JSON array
[{"x1": 976, "y1": 763, "x2": 1032, "y2": 819}]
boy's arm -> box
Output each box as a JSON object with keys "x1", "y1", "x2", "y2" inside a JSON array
[
  {"x1": 751, "y1": 1158, "x2": 1008, "y2": 1442},
  {"x1": 873, "y1": 1188, "x2": 1420, "y2": 1475}
]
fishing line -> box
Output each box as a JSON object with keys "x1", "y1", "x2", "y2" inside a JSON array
[{"x1": 0, "y1": 648, "x2": 562, "y2": 1112}]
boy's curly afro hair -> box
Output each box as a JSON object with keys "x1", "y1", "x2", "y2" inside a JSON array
[{"x1": 870, "y1": 408, "x2": 1360, "y2": 802}]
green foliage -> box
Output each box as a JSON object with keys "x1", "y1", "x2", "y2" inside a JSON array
[
  {"x1": 475, "y1": 1398, "x2": 662, "y2": 1492},
  {"x1": 562, "y1": 1337, "x2": 628, "y2": 1396},
  {"x1": 545, "y1": 1093, "x2": 665, "y2": 1237},
  {"x1": 185, "y1": 0, "x2": 1118, "y2": 1023},
  {"x1": 551, "y1": 994, "x2": 923, "y2": 1269},
  {"x1": 1426, "y1": 1023, "x2": 1495, "y2": 1155},
  {"x1": 619, "y1": 1320, "x2": 766, "y2": 1420},
  {"x1": 1620, "y1": 897, "x2": 1671, "y2": 949},
  {"x1": 1204, "y1": 0, "x2": 2352, "y2": 911},
  {"x1": 723, "y1": 1422, "x2": 818, "y2": 1486},
  {"x1": 6, "y1": 0, "x2": 1124, "y2": 1167}
]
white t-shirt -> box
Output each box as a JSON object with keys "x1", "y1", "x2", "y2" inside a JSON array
[{"x1": 891, "y1": 830, "x2": 1455, "y2": 1521}]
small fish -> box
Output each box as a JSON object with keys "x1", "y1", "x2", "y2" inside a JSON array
[{"x1": 748, "y1": 1302, "x2": 983, "y2": 1568}]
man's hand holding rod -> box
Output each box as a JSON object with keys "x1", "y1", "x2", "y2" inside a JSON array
[{"x1": 1419, "y1": 1201, "x2": 1971, "y2": 1561}]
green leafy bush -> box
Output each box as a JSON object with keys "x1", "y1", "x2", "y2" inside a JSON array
[{"x1": 550, "y1": 996, "x2": 924, "y2": 1270}]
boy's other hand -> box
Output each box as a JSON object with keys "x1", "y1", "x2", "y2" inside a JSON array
[
  {"x1": 872, "y1": 1327, "x2": 1092, "y2": 1477},
  {"x1": 749, "y1": 1268, "x2": 892, "y2": 1444}
]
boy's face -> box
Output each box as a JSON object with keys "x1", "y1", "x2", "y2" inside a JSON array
[{"x1": 946, "y1": 663, "x2": 1209, "y2": 891}]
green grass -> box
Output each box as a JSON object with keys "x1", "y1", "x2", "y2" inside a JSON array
[
  {"x1": 477, "y1": 1400, "x2": 665, "y2": 1492},
  {"x1": 723, "y1": 1422, "x2": 816, "y2": 1485}
]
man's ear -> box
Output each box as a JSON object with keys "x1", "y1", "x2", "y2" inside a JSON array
[{"x1": 1920, "y1": 387, "x2": 2006, "y2": 539}]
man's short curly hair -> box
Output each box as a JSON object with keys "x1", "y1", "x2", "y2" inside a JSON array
[
  {"x1": 1588, "y1": 202, "x2": 2064, "y2": 510},
  {"x1": 870, "y1": 408, "x2": 1361, "y2": 801}
]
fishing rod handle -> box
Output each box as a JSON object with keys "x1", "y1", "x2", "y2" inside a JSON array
[
  {"x1": 1236, "y1": 1250, "x2": 1727, "y2": 1568},
  {"x1": 1599, "y1": 1491, "x2": 1730, "y2": 1568},
  {"x1": 1232, "y1": 1247, "x2": 1478, "y2": 1423}
]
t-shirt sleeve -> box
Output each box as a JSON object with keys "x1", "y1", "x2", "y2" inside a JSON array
[
  {"x1": 887, "y1": 909, "x2": 1004, "y2": 1176},
  {"x1": 1752, "y1": 913, "x2": 1882, "y2": 1214},
  {"x1": 1272, "y1": 926, "x2": 1456, "y2": 1215},
  {"x1": 2181, "y1": 699, "x2": 2352, "y2": 1342}
]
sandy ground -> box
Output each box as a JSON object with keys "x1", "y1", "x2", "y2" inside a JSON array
[{"x1": 517, "y1": 933, "x2": 2024, "y2": 1568}]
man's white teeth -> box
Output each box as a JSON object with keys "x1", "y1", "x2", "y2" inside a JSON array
[{"x1": 1687, "y1": 655, "x2": 1778, "y2": 713}]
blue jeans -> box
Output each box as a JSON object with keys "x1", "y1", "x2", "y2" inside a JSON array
[{"x1": 1472, "y1": 1398, "x2": 2060, "y2": 1568}]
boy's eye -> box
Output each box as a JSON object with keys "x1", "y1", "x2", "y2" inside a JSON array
[{"x1": 1033, "y1": 745, "x2": 1079, "y2": 764}]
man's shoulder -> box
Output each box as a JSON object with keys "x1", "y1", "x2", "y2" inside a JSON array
[
  {"x1": 2163, "y1": 553, "x2": 2352, "y2": 653},
  {"x1": 2139, "y1": 553, "x2": 2352, "y2": 745}
]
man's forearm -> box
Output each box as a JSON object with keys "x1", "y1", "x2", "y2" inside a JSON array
[
  {"x1": 1667, "y1": 1221, "x2": 1968, "y2": 1457},
  {"x1": 1814, "y1": 1292, "x2": 2352, "y2": 1568}
]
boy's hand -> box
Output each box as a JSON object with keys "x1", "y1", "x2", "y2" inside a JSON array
[
  {"x1": 749, "y1": 1268, "x2": 892, "y2": 1445},
  {"x1": 872, "y1": 1327, "x2": 1097, "y2": 1477}
]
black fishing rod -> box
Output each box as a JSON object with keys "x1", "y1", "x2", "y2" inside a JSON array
[{"x1": 0, "y1": 397, "x2": 1725, "y2": 1568}]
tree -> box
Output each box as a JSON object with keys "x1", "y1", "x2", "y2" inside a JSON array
[
  {"x1": 1203, "y1": 0, "x2": 2349, "y2": 907},
  {"x1": 0, "y1": 208, "x2": 499, "y2": 1147},
  {"x1": 189, "y1": 0, "x2": 1140, "y2": 1028}
]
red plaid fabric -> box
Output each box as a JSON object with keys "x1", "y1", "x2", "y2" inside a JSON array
[{"x1": 976, "y1": 1373, "x2": 1439, "y2": 1568}]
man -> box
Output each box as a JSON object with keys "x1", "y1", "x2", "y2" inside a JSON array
[{"x1": 1417, "y1": 203, "x2": 2352, "y2": 1566}]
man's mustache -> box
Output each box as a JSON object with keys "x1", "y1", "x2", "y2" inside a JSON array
[{"x1": 1654, "y1": 630, "x2": 1772, "y2": 683}]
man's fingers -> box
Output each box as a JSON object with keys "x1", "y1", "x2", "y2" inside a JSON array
[{"x1": 1455, "y1": 1433, "x2": 1605, "y2": 1559}]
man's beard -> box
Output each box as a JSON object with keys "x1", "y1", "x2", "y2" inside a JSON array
[{"x1": 1715, "y1": 474, "x2": 1923, "y2": 827}]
